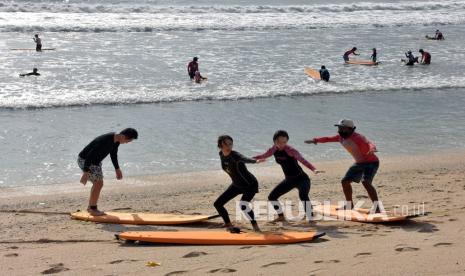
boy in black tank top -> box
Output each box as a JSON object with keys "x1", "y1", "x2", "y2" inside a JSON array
[{"x1": 254, "y1": 130, "x2": 323, "y2": 222}]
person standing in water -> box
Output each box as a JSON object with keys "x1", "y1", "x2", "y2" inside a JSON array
[
  {"x1": 343, "y1": 47, "x2": 359, "y2": 62},
  {"x1": 78, "y1": 128, "x2": 138, "y2": 216},
  {"x1": 19, "y1": 68, "x2": 40, "y2": 77},
  {"x1": 187, "y1": 57, "x2": 199, "y2": 80},
  {"x1": 33, "y1": 34, "x2": 42, "y2": 52},
  {"x1": 305, "y1": 119, "x2": 382, "y2": 213},
  {"x1": 371, "y1": 48, "x2": 377, "y2": 63},
  {"x1": 194, "y1": 71, "x2": 207, "y2": 83},
  {"x1": 214, "y1": 135, "x2": 263, "y2": 232},
  {"x1": 254, "y1": 130, "x2": 323, "y2": 223},
  {"x1": 403, "y1": 51, "x2": 418, "y2": 66},
  {"x1": 319, "y1": 65, "x2": 330, "y2": 82},
  {"x1": 419, "y1": 49, "x2": 431, "y2": 65}
]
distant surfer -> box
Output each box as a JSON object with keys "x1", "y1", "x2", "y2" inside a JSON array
[
  {"x1": 187, "y1": 57, "x2": 199, "y2": 80},
  {"x1": 419, "y1": 49, "x2": 431, "y2": 65},
  {"x1": 215, "y1": 135, "x2": 263, "y2": 233},
  {"x1": 254, "y1": 130, "x2": 324, "y2": 223},
  {"x1": 435, "y1": 30, "x2": 444, "y2": 40},
  {"x1": 78, "y1": 128, "x2": 138, "y2": 216},
  {"x1": 402, "y1": 51, "x2": 418, "y2": 66},
  {"x1": 194, "y1": 71, "x2": 207, "y2": 83},
  {"x1": 319, "y1": 66, "x2": 330, "y2": 82},
  {"x1": 33, "y1": 34, "x2": 42, "y2": 52},
  {"x1": 343, "y1": 47, "x2": 359, "y2": 62},
  {"x1": 305, "y1": 119, "x2": 383, "y2": 213},
  {"x1": 371, "y1": 48, "x2": 377, "y2": 63},
  {"x1": 19, "y1": 68, "x2": 40, "y2": 77}
]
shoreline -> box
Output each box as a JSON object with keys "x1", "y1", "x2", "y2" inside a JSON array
[{"x1": 1, "y1": 150, "x2": 464, "y2": 275}]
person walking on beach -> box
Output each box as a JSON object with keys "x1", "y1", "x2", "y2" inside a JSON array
[
  {"x1": 214, "y1": 135, "x2": 263, "y2": 233},
  {"x1": 371, "y1": 48, "x2": 377, "y2": 63},
  {"x1": 343, "y1": 47, "x2": 359, "y2": 62},
  {"x1": 419, "y1": 49, "x2": 431, "y2": 65},
  {"x1": 19, "y1": 68, "x2": 40, "y2": 77},
  {"x1": 78, "y1": 128, "x2": 138, "y2": 216},
  {"x1": 305, "y1": 119, "x2": 382, "y2": 213},
  {"x1": 33, "y1": 34, "x2": 42, "y2": 52},
  {"x1": 254, "y1": 130, "x2": 323, "y2": 223},
  {"x1": 187, "y1": 57, "x2": 199, "y2": 80},
  {"x1": 319, "y1": 65, "x2": 330, "y2": 82}
]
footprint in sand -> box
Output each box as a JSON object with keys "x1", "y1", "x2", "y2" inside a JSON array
[
  {"x1": 239, "y1": 245, "x2": 253, "y2": 249},
  {"x1": 41, "y1": 263, "x2": 70, "y2": 274},
  {"x1": 314, "y1": 260, "x2": 340, "y2": 264},
  {"x1": 433, "y1": 242, "x2": 453, "y2": 247},
  {"x1": 354, "y1": 252, "x2": 372, "y2": 257},
  {"x1": 395, "y1": 246, "x2": 420, "y2": 252},
  {"x1": 183, "y1": 251, "x2": 208, "y2": 258},
  {"x1": 261, "y1": 262, "x2": 287, "y2": 268},
  {"x1": 4, "y1": 253, "x2": 19, "y2": 257},
  {"x1": 165, "y1": 271, "x2": 189, "y2": 276},
  {"x1": 208, "y1": 268, "x2": 237, "y2": 273}
]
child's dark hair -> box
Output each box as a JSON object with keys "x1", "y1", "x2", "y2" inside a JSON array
[
  {"x1": 273, "y1": 130, "x2": 289, "y2": 142},
  {"x1": 120, "y1": 128, "x2": 138, "y2": 140},
  {"x1": 217, "y1": 135, "x2": 233, "y2": 148}
]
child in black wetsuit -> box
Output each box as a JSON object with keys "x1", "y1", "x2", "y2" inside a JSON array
[
  {"x1": 214, "y1": 135, "x2": 263, "y2": 232},
  {"x1": 254, "y1": 130, "x2": 323, "y2": 222}
]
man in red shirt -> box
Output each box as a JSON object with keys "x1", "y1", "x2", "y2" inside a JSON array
[
  {"x1": 305, "y1": 119, "x2": 382, "y2": 213},
  {"x1": 419, "y1": 49, "x2": 431, "y2": 64},
  {"x1": 187, "y1": 57, "x2": 199, "y2": 80}
]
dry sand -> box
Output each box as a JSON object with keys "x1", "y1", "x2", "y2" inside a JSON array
[{"x1": 1, "y1": 151, "x2": 465, "y2": 275}]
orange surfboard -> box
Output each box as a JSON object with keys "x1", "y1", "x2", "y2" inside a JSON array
[
  {"x1": 345, "y1": 60, "x2": 379, "y2": 66},
  {"x1": 313, "y1": 204, "x2": 422, "y2": 223},
  {"x1": 71, "y1": 211, "x2": 216, "y2": 225},
  {"x1": 304, "y1": 67, "x2": 321, "y2": 80},
  {"x1": 116, "y1": 230, "x2": 325, "y2": 245}
]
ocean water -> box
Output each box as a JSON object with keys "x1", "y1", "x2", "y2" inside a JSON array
[{"x1": 1, "y1": 0, "x2": 465, "y2": 188}]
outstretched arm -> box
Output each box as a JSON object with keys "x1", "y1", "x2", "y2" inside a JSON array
[
  {"x1": 306, "y1": 134, "x2": 340, "y2": 144},
  {"x1": 233, "y1": 152, "x2": 257, "y2": 164},
  {"x1": 284, "y1": 146, "x2": 316, "y2": 172},
  {"x1": 253, "y1": 146, "x2": 276, "y2": 160}
]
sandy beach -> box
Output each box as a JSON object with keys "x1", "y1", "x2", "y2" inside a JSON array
[{"x1": 1, "y1": 150, "x2": 465, "y2": 275}]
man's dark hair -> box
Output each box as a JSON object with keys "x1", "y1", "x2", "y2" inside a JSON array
[
  {"x1": 217, "y1": 135, "x2": 233, "y2": 148},
  {"x1": 120, "y1": 128, "x2": 138, "y2": 140},
  {"x1": 273, "y1": 130, "x2": 289, "y2": 142}
]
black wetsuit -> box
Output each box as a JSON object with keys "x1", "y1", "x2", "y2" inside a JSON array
[
  {"x1": 319, "y1": 69, "x2": 330, "y2": 82},
  {"x1": 214, "y1": 151, "x2": 258, "y2": 224},
  {"x1": 20, "y1": 72, "x2": 40, "y2": 76},
  {"x1": 78, "y1": 133, "x2": 120, "y2": 172},
  {"x1": 269, "y1": 149, "x2": 312, "y2": 218}
]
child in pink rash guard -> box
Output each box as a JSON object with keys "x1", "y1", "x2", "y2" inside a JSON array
[
  {"x1": 306, "y1": 119, "x2": 382, "y2": 213},
  {"x1": 254, "y1": 130, "x2": 323, "y2": 222}
]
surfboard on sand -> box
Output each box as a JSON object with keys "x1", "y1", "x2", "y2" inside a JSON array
[
  {"x1": 116, "y1": 230, "x2": 326, "y2": 245},
  {"x1": 313, "y1": 204, "x2": 424, "y2": 223},
  {"x1": 345, "y1": 60, "x2": 379, "y2": 66},
  {"x1": 70, "y1": 211, "x2": 217, "y2": 225},
  {"x1": 10, "y1": 48, "x2": 56, "y2": 51},
  {"x1": 304, "y1": 67, "x2": 321, "y2": 80}
]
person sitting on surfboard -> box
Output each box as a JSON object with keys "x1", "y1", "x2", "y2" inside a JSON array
[
  {"x1": 343, "y1": 47, "x2": 359, "y2": 62},
  {"x1": 319, "y1": 66, "x2": 330, "y2": 82},
  {"x1": 187, "y1": 57, "x2": 199, "y2": 80},
  {"x1": 403, "y1": 51, "x2": 418, "y2": 66},
  {"x1": 305, "y1": 119, "x2": 382, "y2": 213},
  {"x1": 419, "y1": 49, "x2": 431, "y2": 65},
  {"x1": 78, "y1": 128, "x2": 138, "y2": 216},
  {"x1": 19, "y1": 68, "x2": 40, "y2": 77},
  {"x1": 194, "y1": 71, "x2": 207, "y2": 83},
  {"x1": 371, "y1": 48, "x2": 377, "y2": 63},
  {"x1": 33, "y1": 34, "x2": 42, "y2": 52},
  {"x1": 254, "y1": 130, "x2": 323, "y2": 223},
  {"x1": 215, "y1": 135, "x2": 263, "y2": 233},
  {"x1": 435, "y1": 30, "x2": 444, "y2": 40}
]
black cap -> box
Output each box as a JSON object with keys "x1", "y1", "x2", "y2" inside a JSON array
[{"x1": 193, "y1": 57, "x2": 198, "y2": 61}]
